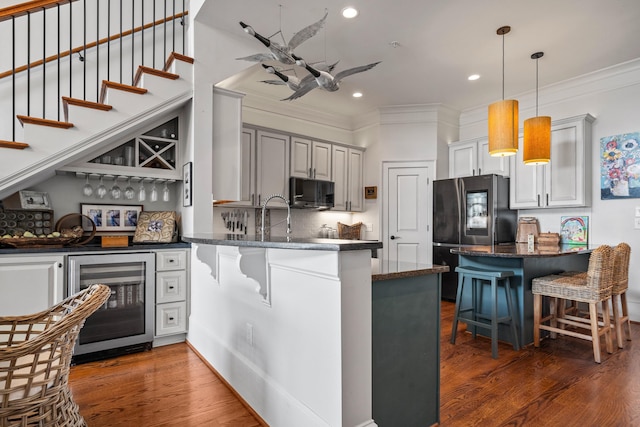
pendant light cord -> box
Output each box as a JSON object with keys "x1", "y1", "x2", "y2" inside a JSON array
[
  {"x1": 501, "y1": 32, "x2": 505, "y2": 100},
  {"x1": 535, "y1": 56, "x2": 539, "y2": 116}
]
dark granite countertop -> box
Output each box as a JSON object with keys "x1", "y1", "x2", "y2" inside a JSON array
[
  {"x1": 0, "y1": 241, "x2": 190, "y2": 255},
  {"x1": 372, "y1": 262, "x2": 449, "y2": 281},
  {"x1": 182, "y1": 233, "x2": 383, "y2": 252},
  {"x1": 451, "y1": 244, "x2": 594, "y2": 258}
]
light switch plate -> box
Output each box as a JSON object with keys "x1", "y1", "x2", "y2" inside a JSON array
[
  {"x1": 366, "y1": 223, "x2": 373, "y2": 232},
  {"x1": 635, "y1": 217, "x2": 640, "y2": 229},
  {"x1": 635, "y1": 206, "x2": 640, "y2": 217}
]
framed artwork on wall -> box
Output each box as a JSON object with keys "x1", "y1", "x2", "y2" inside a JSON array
[
  {"x1": 81, "y1": 204, "x2": 143, "y2": 232},
  {"x1": 600, "y1": 132, "x2": 640, "y2": 199}
]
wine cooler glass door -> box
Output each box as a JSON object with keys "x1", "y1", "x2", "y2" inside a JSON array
[{"x1": 68, "y1": 253, "x2": 155, "y2": 356}]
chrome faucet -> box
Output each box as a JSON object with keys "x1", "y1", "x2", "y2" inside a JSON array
[{"x1": 261, "y1": 194, "x2": 292, "y2": 240}]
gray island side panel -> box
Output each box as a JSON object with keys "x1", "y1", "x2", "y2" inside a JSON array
[{"x1": 372, "y1": 270, "x2": 442, "y2": 426}]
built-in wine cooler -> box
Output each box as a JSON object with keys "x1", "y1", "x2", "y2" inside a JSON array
[{"x1": 68, "y1": 253, "x2": 155, "y2": 363}]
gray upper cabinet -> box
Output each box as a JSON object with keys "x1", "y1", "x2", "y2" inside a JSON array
[
  {"x1": 449, "y1": 138, "x2": 510, "y2": 178},
  {"x1": 290, "y1": 137, "x2": 332, "y2": 181},
  {"x1": 510, "y1": 114, "x2": 594, "y2": 209},
  {"x1": 332, "y1": 145, "x2": 364, "y2": 212},
  {"x1": 256, "y1": 130, "x2": 290, "y2": 207}
]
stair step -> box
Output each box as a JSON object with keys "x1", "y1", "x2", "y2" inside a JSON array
[
  {"x1": 99, "y1": 81, "x2": 148, "y2": 104},
  {"x1": 0, "y1": 140, "x2": 29, "y2": 149},
  {"x1": 164, "y1": 52, "x2": 194, "y2": 71},
  {"x1": 62, "y1": 97, "x2": 113, "y2": 122},
  {"x1": 133, "y1": 65, "x2": 180, "y2": 87},
  {"x1": 17, "y1": 115, "x2": 74, "y2": 129}
]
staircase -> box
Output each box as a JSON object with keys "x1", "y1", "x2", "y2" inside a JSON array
[{"x1": 0, "y1": 1, "x2": 193, "y2": 200}]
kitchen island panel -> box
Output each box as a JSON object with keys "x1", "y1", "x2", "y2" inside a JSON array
[
  {"x1": 373, "y1": 271, "x2": 441, "y2": 427},
  {"x1": 453, "y1": 246, "x2": 591, "y2": 346}
]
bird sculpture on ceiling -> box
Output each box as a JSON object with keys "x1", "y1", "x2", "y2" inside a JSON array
[
  {"x1": 271, "y1": 53, "x2": 380, "y2": 101},
  {"x1": 260, "y1": 61, "x2": 339, "y2": 92},
  {"x1": 237, "y1": 12, "x2": 327, "y2": 65}
]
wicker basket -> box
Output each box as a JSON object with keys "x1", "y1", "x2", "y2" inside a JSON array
[{"x1": 55, "y1": 213, "x2": 96, "y2": 246}]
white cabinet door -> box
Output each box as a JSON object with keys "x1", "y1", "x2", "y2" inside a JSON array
[
  {"x1": 510, "y1": 114, "x2": 594, "y2": 209},
  {"x1": 312, "y1": 141, "x2": 332, "y2": 181},
  {"x1": 478, "y1": 138, "x2": 510, "y2": 177},
  {"x1": 510, "y1": 135, "x2": 544, "y2": 208},
  {"x1": 546, "y1": 116, "x2": 590, "y2": 207},
  {"x1": 449, "y1": 138, "x2": 509, "y2": 178},
  {"x1": 449, "y1": 140, "x2": 477, "y2": 178},
  {"x1": 0, "y1": 255, "x2": 64, "y2": 316},
  {"x1": 290, "y1": 136, "x2": 312, "y2": 178},
  {"x1": 239, "y1": 128, "x2": 257, "y2": 206},
  {"x1": 331, "y1": 145, "x2": 364, "y2": 211},
  {"x1": 256, "y1": 130, "x2": 290, "y2": 206}
]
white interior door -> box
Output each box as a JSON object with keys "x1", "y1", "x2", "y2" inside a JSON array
[{"x1": 383, "y1": 161, "x2": 434, "y2": 272}]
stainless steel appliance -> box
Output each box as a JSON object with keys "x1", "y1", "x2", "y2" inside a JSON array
[
  {"x1": 289, "y1": 176, "x2": 335, "y2": 209},
  {"x1": 433, "y1": 174, "x2": 516, "y2": 300},
  {"x1": 68, "y1": 252, "x2": 155, "y2": 362}
]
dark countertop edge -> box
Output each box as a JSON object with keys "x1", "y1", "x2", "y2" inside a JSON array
[
  {"x1": 181, "y1": 235, "x2": 383, "y2": 252},
  {"x1": 0, "y1": 242, "x2": 191, "y2": 255},
  {"x1": 451, "y1": 244, "x2": 593, "y2": 258},
  {"x1": 372, "y1": 265, "x2": 449, "y2": 281}
]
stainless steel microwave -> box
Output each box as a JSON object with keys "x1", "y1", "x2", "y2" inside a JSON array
[{"x1": 289, "y1": 177, "x2": 335, "y2": 209}]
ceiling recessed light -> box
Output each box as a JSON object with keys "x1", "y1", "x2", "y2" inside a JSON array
[
  {"x1": 468, "y1": 74, "x2": 480, "y2": 81},
  {"x1": 352, "y1": 92, "x2": 363, "y2": 98},
  {"x1": 342, "y1": 7, "x2": 358, "y2": 19}
]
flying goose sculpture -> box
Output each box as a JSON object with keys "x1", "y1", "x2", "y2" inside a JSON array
[
  {"x1": 238, "y1": 12, "x2": 327, "y2": 65},
  {"x1": 260, "y1": 61, "x2": 339, "y2": 93},
  {"x1": 281, "y1": 53, "x2": 381, "y2": 100}
]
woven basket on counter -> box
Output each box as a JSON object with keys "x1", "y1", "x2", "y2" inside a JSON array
[{"x1": 0, "y1": 213, "x2": 95, "y2": 248}]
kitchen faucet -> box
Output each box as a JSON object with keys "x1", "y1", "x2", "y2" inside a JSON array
[{"x1": 261, "y1": 194, "x2": 292, "y2": 240}]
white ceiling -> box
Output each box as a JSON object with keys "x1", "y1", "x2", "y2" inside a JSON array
[{"x1": 201, "y1": 0, "x2": 640, "y2": 118}]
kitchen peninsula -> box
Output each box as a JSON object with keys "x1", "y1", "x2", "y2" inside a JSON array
[
  {"x1": 183, "y1": 234, "x2": 447, "y2": 427},
  {"x1": 451, "y1": 244, "x2": 593, "y2": 346},
  {"x1": 183, "y1": 233, "x2": 382, "y2": 427}
]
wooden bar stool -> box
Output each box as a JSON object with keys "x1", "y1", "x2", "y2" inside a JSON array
[{"x1": 450, "y1": 265, "x2": 520, "y2": 359}]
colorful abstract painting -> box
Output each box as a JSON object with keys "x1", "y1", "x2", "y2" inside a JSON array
[
  {"x1": 601, "y1": 132, "x2": 640, "y2": 199},
  {"x1": 560, "y1": 216, "x2": 589, "y2": 244}
]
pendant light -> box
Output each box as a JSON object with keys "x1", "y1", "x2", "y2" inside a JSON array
[
  {"x1": 523, "y1": 52, "x2": 551, "y2": 165},
  {"x1": 488, "y1": 26, "x2": 518, "y2": 157}
]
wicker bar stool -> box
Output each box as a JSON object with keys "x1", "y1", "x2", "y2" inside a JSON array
[
  {"x1": 450, "y1": 266, "x2": 519, "y2": 359},
  {"x1": 611, "y1": 243, "x2": 631, "y2": 348},
  {"x1": 558, "y1": 243, "x2": 631, "y2": 349},
  {"x1": 532, "y1": 245, "x2": 614, "y2": 363},
  {"x1": 0, "y1": 284, "x2": 110, "y2": 427}
]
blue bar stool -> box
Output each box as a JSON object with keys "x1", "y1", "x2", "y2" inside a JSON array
[{"x1": 450, "y1": 265, "x2": 520, "y2": 359}]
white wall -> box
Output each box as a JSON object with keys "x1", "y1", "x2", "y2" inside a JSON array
[{"x1": 458, "y1": 59, "x2": 640, "y2": 321}]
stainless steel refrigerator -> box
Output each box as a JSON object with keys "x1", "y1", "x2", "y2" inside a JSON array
[{"x1": 433, "y1": 174, "x2": 517, "y2": 300}]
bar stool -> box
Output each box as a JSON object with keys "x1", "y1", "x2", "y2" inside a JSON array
[{"x1": 450, "y1": 265, "x2": 520, "y2": 359}]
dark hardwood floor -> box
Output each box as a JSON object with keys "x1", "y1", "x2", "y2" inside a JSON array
[{"x1": 70, "y1": 301, "x2": 640, "y2": 426}]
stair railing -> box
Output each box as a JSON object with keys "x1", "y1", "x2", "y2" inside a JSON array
[{"x1": 0, "y1": 0, "x2": 189, "y2": 149}]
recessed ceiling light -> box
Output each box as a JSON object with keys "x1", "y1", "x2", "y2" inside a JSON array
[
  {"x1": 342, "y1": 7, "x2": 358, "y2": 19},
  {"x1": 468, "y1": 74, "x2": 480, "y2": 81},
  {"x1": 352, "y1": 92, "x2": 363, "y2": 98}
]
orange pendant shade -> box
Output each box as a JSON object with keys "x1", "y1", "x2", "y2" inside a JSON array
[
  {"x1": 523, "y1": 116, "x2": 551, "y2": 164},
  {"x1": 488, "y1": 99, "x2": 519, "y2": 157}
]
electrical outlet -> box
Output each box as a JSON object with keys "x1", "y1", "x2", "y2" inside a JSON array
[
  {"x1": 366, "y1": 223, "x2": 373, "y2": 232},
  {"x1": 245, "y1": 323, "x2": 254, "y2": 346},
  {"x1": 635, "y1": 217, "x2": 640, "y2": 229},
  {"x1": 635, "y1": 206, "x2": 640, "y2": 217}
]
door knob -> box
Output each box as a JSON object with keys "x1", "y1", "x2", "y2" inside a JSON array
[{"x1": 390, "y1": 235, "x2": 400, "y2": 240}]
